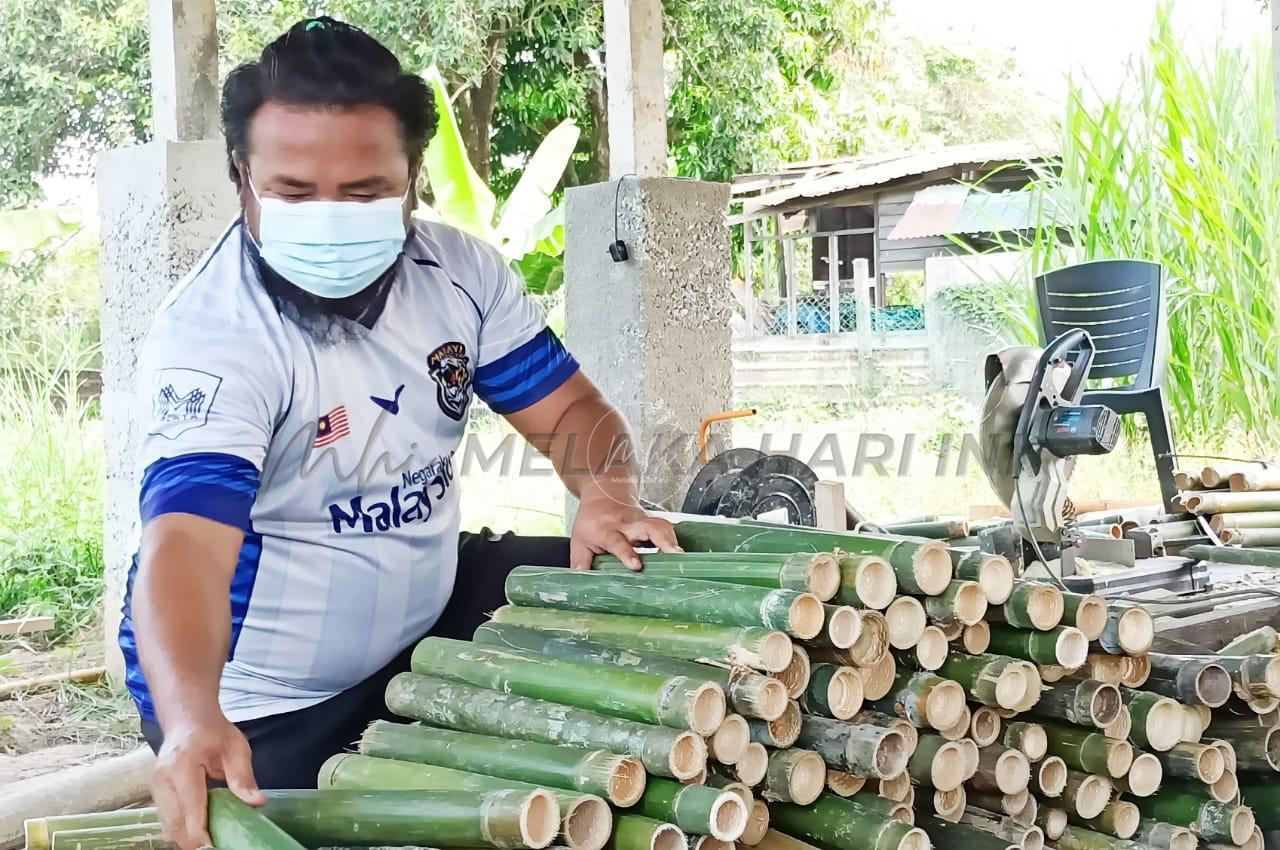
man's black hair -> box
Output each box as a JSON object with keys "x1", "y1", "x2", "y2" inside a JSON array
[{"x1": 220, "y1": 16, "x2": 436, "y2": 186}]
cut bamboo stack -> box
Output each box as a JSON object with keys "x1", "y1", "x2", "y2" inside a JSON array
[{"x1": 22, "y1": 517, "x2": 1280, "y2": 850}]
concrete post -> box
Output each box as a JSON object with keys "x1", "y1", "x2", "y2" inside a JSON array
[
  {"x1": 564, "y1": 178, "x2": 733, "y2": 509},
  {"x1": 604, "y1": 0, "x2": 668, "y2": 178},
  {"x1": 149, "y1": 0, "x2": 220, "y2": 141}
]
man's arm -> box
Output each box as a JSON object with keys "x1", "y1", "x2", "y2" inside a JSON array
[
  {"x1": 503, "y1": 370, "x2": 680, "y2": 569},
  {"x1": 133, "y1": 514, "x2": 265, "y2": 849}
]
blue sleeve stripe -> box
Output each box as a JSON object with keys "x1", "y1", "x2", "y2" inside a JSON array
[
  {"x1": 140, "y1": 453, "x2": 259, "y2": 531},
  {"x1": 484, "y1": 356, "x2": 580, "y2": 414},
  {"x1": 475, "y1": 328, "x2": 567, "y2": 390}
]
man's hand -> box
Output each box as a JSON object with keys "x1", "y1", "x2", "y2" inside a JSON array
[
  {"x1": 152, "y1": 717, "x2": 265, "y2": 850},
  {"x1": 570, "y1": 494, "x2": 681, "y2": 570}
]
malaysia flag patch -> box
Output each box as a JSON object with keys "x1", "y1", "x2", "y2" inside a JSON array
[{"x1": 314, "y1": 405, "x2": 350, "y2": 448}]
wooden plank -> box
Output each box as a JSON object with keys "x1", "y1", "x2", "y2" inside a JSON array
[
  {"x1": 0, "y1": 666, "x2": 106, "y2": 700},
  {"x1": 0, "y1": 615, "x2": 54, "y2": 637},
  {"x1": 1151, "y1": 597, "x2": 1280, "y2": 653},
  {"x1": 815, "y1": 481, "x2": 847, "y2": 531}
]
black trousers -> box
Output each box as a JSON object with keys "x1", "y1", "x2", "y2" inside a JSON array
[{"x1": 140, "y1": 529, "x2": 570, "y2": 788}]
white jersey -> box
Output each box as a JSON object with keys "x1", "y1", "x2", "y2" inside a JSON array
[{"x1": 118, "y1": 219, "x2": 577, "y2": 722}]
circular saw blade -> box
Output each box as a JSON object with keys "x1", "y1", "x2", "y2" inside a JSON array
[
  {"x1": 681, "y1": 447, "x2": 767, "y2": 515},
  {"x1": 714, "y1": 454, "x2": 818, "y2": 526}
]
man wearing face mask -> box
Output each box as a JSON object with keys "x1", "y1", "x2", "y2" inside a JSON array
[{"x1": 121, "y1": 18, "x2": 681, "y2": 850}]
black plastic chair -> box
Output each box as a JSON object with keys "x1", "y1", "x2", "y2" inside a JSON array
[{"x1": 1035, "y1": 259, "x2": 1178, "y2": 510}]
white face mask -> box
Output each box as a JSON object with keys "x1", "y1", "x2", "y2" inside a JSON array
[{"x1": 249, "y1": 178, "x2": 409, "y2": 300}]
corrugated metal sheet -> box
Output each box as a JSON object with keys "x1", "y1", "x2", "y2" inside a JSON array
[
  {"x1": 739, "y1": 140, "x2": 1053, "y2": 217},
  {"x1": 888, "y1": 187, "x2": 1046, "y2": 240},
  {"x1": 886, "y1": 184, "x2": 970, "y2": 240}
]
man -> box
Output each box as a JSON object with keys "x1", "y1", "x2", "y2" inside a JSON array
[{"x1": 121, "y1": 17, "x2": 678, "y2": 850}]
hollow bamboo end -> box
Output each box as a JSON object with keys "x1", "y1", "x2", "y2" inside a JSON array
[
  {"x1": 932, "y1": 786, "x2": 965, "y2": 822},
  {"x1": 1198, "y1": 746, "x2": 1226, "y2": 785},
  {"x1": 777, "y1": 648, "x2": 811, "y2": 700},
  {"x1": 788, "y1": 751, "x2": 826, "y2": 806},
  {"x1": 1229, "y1": 471, "x2": 1250, "y2": 491},
  {"x1": 954, "y1": 582, "x2": 988, "y2": 626},
  {"x1": 1073, "y1": 595, "x2": 1107, "y2": 641},
  {"x1": 610, "y1": 758, "x2": 647, "y2": 807},
  {"x1": 770, "y1": 700, "x2": 802, "y2": 747},
  {"x1": 1028, "y1": 586, "x2": 1064, "y2": 630},
  {"x1": 996, "y1": 749, "x2": 1031, "y2": 795},
  {"x1": 970, "y1": 706, "x2": 1001, "y2": 747},
  {"x1": 1022, "y1": 724, "x2": 1048, "y2": 761},
  {"x1": 1211, "y1": 769, "x2": 1238, "y2": 803},
  {"x1": 938, "y1": 704, "x2": 972, "y2": 743},
  {"x1": 1212, "y1": 739, "x2": 1238, "y2": 773},
  {"x1": 1107, "y1": 802, "x2": 1139, "y2": 840},
  {"x1": 826, "y1": 605, "x2": 862, "y2": 650},
  {"x1": 690, "y1": 682, "x2": 728, "y2": 736},
  {"x1": 962, "y1": 622, "x2": 991, "y2": 655},
  {"x1": 1105, "y1": 741, "x2": 1134, "y2": 779},
  {"x1": 670, "y1": 732, "x2": 708, "y2": 781},
  {"x1": 827, "y1": 666, "x2": 864, "y2": 720},
  {"x1": 1104, "y1": 706, "x2": 1131, "y2": 741},
  {"x1": 889, "y1": 802, "x2": 913, "y2": 824},
  {"x1": 788, "y1": 594, "x2": 825, "y2": 640},
  {"x1": 879, "y1": 770, "x2": 911, "y2": 801},
  {"x1": 710, "y1": 714, "x2": 750, "y2": 766},
  {"x1": 1037, "y1": 757, "x2": 1066, "y2": 797},
  {"x1": 1121, "y1": 653, "x2": 1151, "y2": 688},
  {"x1": 862, "y1": 650, "x2": 897, "y2": 701},
  {"x1": 1125, "y1": 753, "x2": 1162, "y2": 797},
  {"x1": 650, "y1": 822, "x2": 686, "y2": 850},
  {"x1": 876, "y1": 729, "x2": 910, "y2": 778},
  {"x1": 931, "y1": 741, "x2": 967, "y2": 791},
  {"x1": 849, "y1": 610, "x2": 890, "y2": 668},
  {"x1": 1198, "y1": 664, "x2": 1233, "y2": 708},
  {"x1": 756, "y1": 679, "x2": 790, "y2": 722},
  {"x1": 709, "y1": 793, "x2": 748, "y2": 841},
  {"x1": 1167, "y1": 828, "x2": 1198, "y2": 850},
  {"x1": 1146, "y1": 699, "x2": 1184, "y2": 751},
  {"x1": 856, "y1": 557, "x2": 897, "y2": 609},
  {"x1": 1265, "y1": 727, "x2": 1280, "y2": 771},
  {"x1": 24, "y1": 822, "x2": 49, "y2": 850},
  {"x1": 927, "y1": 679, "x2": 967, "y2": 731},
  {"x1": 1240, "y1": 827, "x2": 1265, "y2": 850},
  {"x1": 523, "y1": 789, "x2": 563, "y2": 850},
  {"x1": 995, "y1": 667, "x2": 1029, "y2": 711},
  {"x1": 1056, "y1": 628, "x2": 1089, "y2": 669},
  {"x1": 1001, "y1": 788, "x2": 1030, "y2": 815},
  {"x1": 736, "y1": 742, "x2": 769, "y2": 786},
  {"x1": 915, "y1": 626, "x2": 949, "y2": 671},
  {"x1": 1040, "y1": 808, "x2": 1067, "y2": 840},
  {"x1": 960, "y1": 737, "x2": 979, "y2": 776},
  {"x1": 742, "y1": 800, "x2": 770, "y2": 846},
  {"x1": 1117, "y1": 607, "x2": 1154, "y2": 655},
  {"x1": 1021, "y1": 825, "x2": 1045, "y2": 850},
  {"x1": 913, "y1": 544, "x2": 953, "y2": 596},
  {"x1": 808, "y1": 555, "x2": 841, "y2": 601},
  {"x1": 895, "y1": 828, "x2": 929, "y2": 850},
  {"x1": 885, "y1": 596, "x2": 926, "y2": 650},
  {"x1": 1090, "y1": 684, "x2": 1122, "y2": 728},
  {"x1": 757, "y1": 632, "x2": 794, "y2": 673},
  {"x1": 1076, "y1": 775, "x2": 1111, "y2": 819},
  {"x1": 978, "y1": 556, "x2": 1015, "y2": 605},
  {"x1": 1231, "y1": 807, "x2": 1256, "y2": 846},
  {"x1": 825, "y1": 769, "x2": 865, "y2": 797}
]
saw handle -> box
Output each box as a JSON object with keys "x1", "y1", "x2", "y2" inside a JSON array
[{"x1": 1011, "y1": 329, "x2": 1097, "y2": 467}]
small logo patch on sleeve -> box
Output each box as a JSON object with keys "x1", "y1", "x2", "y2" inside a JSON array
[{"x1": 148, "y1": 367, "x2": 223, "y2": 439}]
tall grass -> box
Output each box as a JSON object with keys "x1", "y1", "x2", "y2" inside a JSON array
[{"x1": 999, "y1": 6, "x2": 1280, "y2": 448}]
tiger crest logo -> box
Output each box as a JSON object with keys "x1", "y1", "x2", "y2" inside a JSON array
[{"x1": 427, "y1": 341, "x2": 472, "y2": 421}]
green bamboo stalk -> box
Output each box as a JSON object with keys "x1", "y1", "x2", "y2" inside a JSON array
[
  {"x1": 834, "y1": 554, "x2": 898, "y2": 610},
  {"x1": 1220, "y1": 528, "x2": 1280, "y2": 546},
  {"x1": 1001, "y1": 582, "x2": 1064, "y2": 630},
  {"x1": 207, "y1": 790, "x2": 306, "y2": 850},
  {"x1": 1034, "y1": 679, "x2": 1121, "y2": 728},
  {"x1": 1218, "y1": 626, "x2": 1279, "y2": 656},
  {"x1": 867, "y1": 670, "x2": 965, "y2": 730},
  {"x1": 1055, "y1": 824, "x2": 1144, "y2": 850},
  {"x1": 1060, "y1": 770, "x2": 1114, "y2": 820},
  {"x1": 922, "y1": 580, "x2": 987, "y2": 626},
  {"x1": 593, "y1": 552, "x2": 841, "y2": 601},
  {"x1": 1216, "y1": 654, "x2": 1280, "y2": 701},
  {"x1": 673, "y1": 519, "x2": 952, "y2": 596},
  {"x1": 489, "y1": 606, "x2": 793, "y2": 673},
  {"x1": 749, "y1": 829, "x2": 822, "y2": 850},
  {"x1": 800, "y1": 663, "x2": 863, "y2": 721},
  {"x1": 1184, "y1": 544, "x2": 1280, "y2": 569},
  {"x1": 770, "y1": 793, "x2": 923, "y2": 850},
  {"x1": 1041, "y1": 721, "x2": 1133, "y2": 778},
  {"x1": 48, "y1": 824, "x2": 170, "y2": 850},
  {"x1": 1206, "y1": 724, "x2": 1278, "y2": 772},
  {"x1": 27, "y1": 810, "x2": 160, "y2": 850},
  {"x1": 1120, "y1": 688, "x2": 1184, "y2": 752},
  {"x1": 1155, "y1": 742, "x2": 1225, "y2": 783},
  {"x1": 1002, "y1": 721, "x2": 1047, "y2": 761},
  {"x1": 761, "y1": 748, "x2": 827, "y2": 805},
  {"x1": 883, "y1": 518, "x2": 969, "y2": 538},
  {"x1": 606, "y1": 816, "x2": 684, "y2": 850},
  {"x1": 1240, "y1": 783, "x2": 1280, "y2": 829},
  {"x1": 906, "y1": 734, "x2": 966, "y2": 791},
  {"x1": 384, "y1": 674, "x2": 705, "y2": 780},
  {"x1": 410, "y1": 637, "x2": 725, "y2": 734},
  {"x1": 504, "y1": 566, "x2": 824, "y2": 639},
  {"x1": 915, "y1": 816, "x2": 1020, "y2": 850},
  {"x1": 795, "y1": 715, "x2": 909, "y2": 779},
  {"x1": 1212, "y1": 512, "x2": 1280, "y2": 530},
  {"x1": 1068, "y1": 801, "x2": 1140, "y2": 839},
  {"x1": 935, "y1": 653, "x2": 1022, "y2": 710},
  {"x1": 1144, "y1": 653, "x2": 1232, "y2": 707},
  {"x1": 636, "y1": 778, "x2": 746, "y2": 841},
  {"x1": 953, "y1": 552, "x2": 1015, "y2": 605},
  {"x1": 1185, "y1": 490, "x2": 1280, "y2": 513},
  {"x1": 746, "y1": 700, "x2": 802, "y2": 748},
  {"x1": 358, "y1": 721, "x2": 645, "y2": 806},
  {"x1": 986, "y1": 624, "x2": 1088, "y2": 668},
  {"x1": 1134, "y1": 819, "x2": 1197, "y2": 850},
  {"x1": 473, "y1": 622, "x2": 787, "y2": 722},
  {"x1": 1134, "y1": 792, "x2": 1255, "y2": 845},
  {"x1": 1037, "y1": 806, "x2": 1069, "y2": 840}
]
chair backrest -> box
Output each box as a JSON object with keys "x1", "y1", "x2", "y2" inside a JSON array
[{"x1": 1034, "y1": 259, "x2": 1167, "y2": 389}]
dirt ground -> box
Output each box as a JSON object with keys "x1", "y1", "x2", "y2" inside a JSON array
[{"x1": 0, "y1": 635, "x2": 141, "y2": 788}]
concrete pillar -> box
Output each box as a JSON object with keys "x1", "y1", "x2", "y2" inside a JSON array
[
  {"x1": 603, "y1": 0, "x2": 668, "y2": 178},
  {"x1": 149, "y1": 0, "x2": 220, "y2": 141},
  {"x1": 565, "y1": 178, "x2": 733, "y2": 509},
  {"x1": 98, "y1": 143, "x2": 237, "y2": 673}
]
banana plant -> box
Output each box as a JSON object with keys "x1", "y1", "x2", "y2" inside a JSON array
[
  {"x1": 419, "y1": 67, "x2": 578, "y2": 294},
  {"x1": 0, "y1": 208, "x2": 80, "y2": 263}
]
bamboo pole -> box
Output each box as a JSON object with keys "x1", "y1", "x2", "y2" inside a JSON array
[
  {"x1": 27, "y1": 810, "x2": 160, "y2": 850},
  {"x1": 969, "y1": 745, "x2": 1030, "y2": 795},
  {"x1": 761, "y1": 749, "x2": 826, "y2": 805},
  {"x1": 1113, "y1": 752, "x2": 1161, "y2": 798},
  {"x1": 1205, "y1": 724, "x2": 1279, "y2": 771},
  {"x1": 1134, "y1": 792, "x2": 1255, "y2": 845},
  {"x1": 937, "y1": 704, "x2": 972, "y2": 742},
  {"x1": 821, "y1": 605, "x2": 862, "y2": 650},
  {"x1": 776, "y1": 647, "x2": 813, "y2": 701},
  {"x1": 923, "y1": 580, "x2": 988, "y2": 627},
  {"x1": 986, "y1": 625, "x2": 1088, "y2": 668},
  {"x1": 1060, "y1": 593, "x2": 1107, "y2": 642},
  {"x1": 594, "y1": 552, "x2": 841, "y2": 601},
  {"x1": 1218, "y1": 626, "x2": 1279, "y2": 656},
  {"x1": 846, "y1": 610, "x2": 891, "y2": 668},
  {"x1": 936, "y1": 653, "x2": 1026, "y2": 711},
  {"x1": 259, "y1": 787, "x2": 561, "y2": 849},
  {"x1": 884, "y1": 597, "x2": 926, "y2": 650},
  {"x1": 1040, "y1": 722, "x2": 1134, "y2": 778},
  {"x1": 748, "y1": 829, "x2": 822, "y2": 850},
  {"x1": 318, "y1": 754, "x2": 603, "y2": 850},
  {"x1": 489, "y1": 606, "x2": 793, "y2": 673},
  {"x1": 358, "y1": 721, "x2": 646, "y2": 806},
  {"x1": 410, "y1": 638, "x2": 725, "y2": 735},
  {"x1": 635, "y1": 778, "x2": 747, "y2": 841},
  {"x1": 1154, "y1": 742, "x2": 1224, "y2": 784},
  {"x1": 673, "y1": 520, "x2": 953, "y2": 597},
  {"x1": 795, "y1": 715, "x2": 910, "y2": 779},
  {"x1": 911, "y1": 626, "x2": 949, "y2": 671},
  {"x1": 1101, "y1": 706, "x2": 1131, "y2": 742},
  {"x1": 825, "y1": 769, "x2": 866, "y2": 797},
  {"x1": 836, "y1": 555, "x2": 898, "y2": 610},
  {"x1": 1001, "y1": 583, "x2": 1064, "y2": 631},
  {"x1": 1055, "y1": 824, "x2": 1139, "y2": 850},
  {"x1": 883, "y1": 518, "x2": 970, "y2": 539},
  {"x1": 869, "y1": 670, "x2": 966, "y2": 730},
  {"x1": 608, "y1": 816, "x2": 685, "y2": 850},
  {"x1": 384, "y1": 674, "x2": 706, "y2": 780},
  {"x1": 1032, "y1": 756, "x2": 1068, "y2": 798},
  {"x1": 801, "y1": 664, "x2": 863, "y2": 720},
  {"x1": 962, "y1": 622, "x2": 991, "y2": 655},
  {"x1": 869, "y1": 771, "x2": 913, "y2": 802},
  {"x1": 1184, "y1": 544, "x2": 1280, "y2": 569},
  {"x1": 708, "y1": 714, "x2": 750, "y2": 765},
  {"x1": 954, "y1": 553, "x2": 1015, "y2": 606},
  {"x1": 1119, "y1": 688, "x2": 1183, "y2": 752},
  {"x1": 1036, "y1": 807, "x2": 1068, "y2": 841},
  {"x1": 970, "y1": 706, "x2": 1002, "y2": 747},
  {"x1": 206, "y1": 791, "x2": 305, "y2": 850},
  {"x1": 930, "y1": 786, "x2": 966, "y2": 822},
  {"x1": 1068, "y1": 801, "x2": 1140, "y2": 840},
  {"x1": 1059, "y1": 770, "x2": 1113, "y2": 820},
  {"x1": 1239, "y1": 782, "x2": 1280, "y2": 829},
  {"x1": 47, "y1": 824, "x2": 169, "y2": 850},
  {"x1": 1121, "y1": 654, "x2": 1150, "y2": 689},
  {"x1": 1185, "y1": 490, "x2": 1280, "y2": 513},
  {"x1": 1211, "y1": 512, "x2": 1280, "y2": 532},
  {"x1": 915, "y1": 815, "x2": 1021, "y2": 850},
  {"x1": 851, "y1": 711, "x2": 919, "y2": 751},
  {"x1": 1215, "y1": 654, "x2": 1280, "y2": 701},
  {"x1": 858, "y1": 651, "x2": 897, "y2": 702},
  {"x1": 1098, "y1": 606, "x2": 1154, "y2": 656},
  {"x1": 1003, "y1": 722, "x2": 1047, "y2": 761},
  {"x1": 733, "y1": 743, "x2": 770, "y2": 787},
  {"x1": 1144, "y1": 654, "x2": 1232, "y2": 708},
  {"x1": 1133, "y1": 819, "x2": 1196, "y2": 850},
  {"x1": 473, "y1": 622, "x2": 789, "y2": 722},
  {"x1": 907, "y1": 734, "x2": 967, "y2": 791},
  {"x1": 770, "y1": 793, "x2": 927, "y2": 850},
  {"x1": 1034, "y1": 680, "x2": 1121, "y2": 728},
  {"x1": 504, "y1": 567, "x2": 824, "y2": 639}
]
